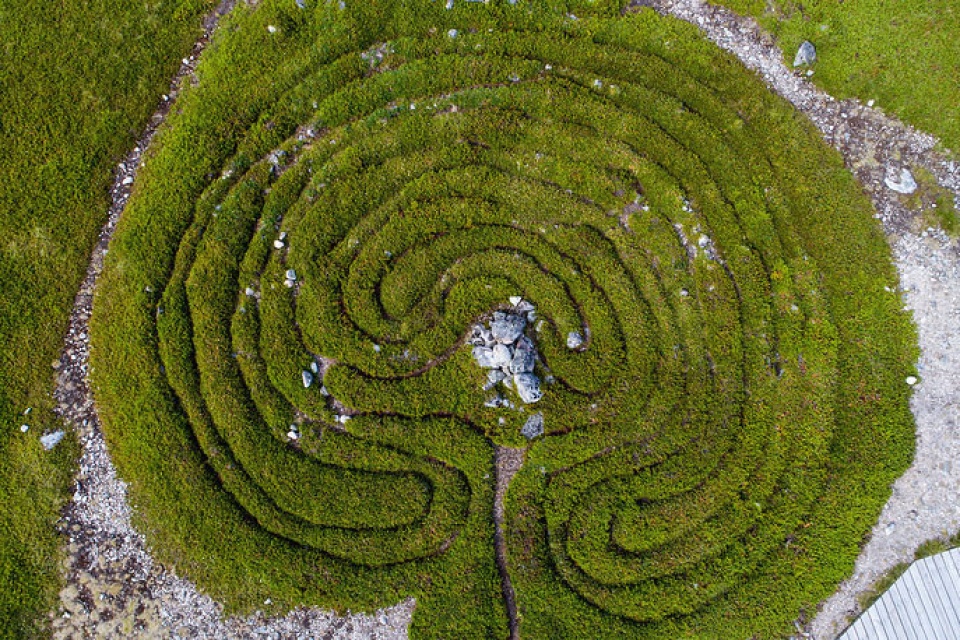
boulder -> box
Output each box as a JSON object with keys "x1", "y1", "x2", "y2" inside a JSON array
[
  {"x1": 521, "y1": 413, "x2": 545, "y2": 439},
  {"x1": 514, "y1": 373, "x2": 543, "y2": 403},
  {"x1": 510, "y1": 336, "x2": 536, "y2": 374},
  {"x1": 490, "y1": 311, "x2": 526, "y2": 344}
]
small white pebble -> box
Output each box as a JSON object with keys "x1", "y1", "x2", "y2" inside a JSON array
[
  {"x1": 867, "y1": 99, "x2": 876, "y2": 107},
  {"x1": 906, "y1": 376, "x2": 918, "y2": 386},
  {"x1": 20, "y1": 425, "x2": 29, "y2": 433},
  {"x1": 373, "y1": 344, "x2": 381, "y2": 352},
  {"x1": 285, "y1": 269, "x2": 297, "y2": 281},
  {"x1": 267, "y1": 24, "x2": 278, "y2": 33},
  {"x1": 245, "y1": 287, "x2": 256, "y2": 296},
  {"x1": 274, "y1": 239, "x2": 285, "y2": 249},
  {"x1": 447, "y1": 28, "x2": 458, "y2": 38}
]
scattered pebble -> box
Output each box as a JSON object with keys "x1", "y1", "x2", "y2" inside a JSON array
[
  {"x1": 20, "y1": 424, "x2": 29, "y2": 433},
  {"x1": 884, "y1": 167, "x2": 918, "y2": 194},
  {"x1": 301, "y1": 370, "x2": 314, "y2": 388}
]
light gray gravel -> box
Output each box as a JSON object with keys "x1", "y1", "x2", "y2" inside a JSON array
[{"x1": 52, "y1": 0, "x2": 960, "y2": 637}]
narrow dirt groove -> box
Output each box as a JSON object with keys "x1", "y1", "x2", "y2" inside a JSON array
[
  {"x1": 50, "y1": 0, "x2": 413, "y2": 637},
  {"x1": 494, "y1": 446, "x2": 526, "y2": 640}
]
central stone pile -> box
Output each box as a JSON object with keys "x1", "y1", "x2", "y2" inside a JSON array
[{"x1": 469, "y1": 299, "x2": 542, "y2": 405}]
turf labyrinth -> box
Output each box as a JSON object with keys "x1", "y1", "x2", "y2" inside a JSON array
[{"x1": 90, "y1": 1, "x2": 917, "y2": 637}]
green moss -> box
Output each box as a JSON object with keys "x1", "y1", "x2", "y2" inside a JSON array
[
  {"x1": 855, "y1": 561, "x2": 909, "y2": 612},
  {"x1": 0, "y1": 0, "x2": 213, "y2": 636},
  {"x1": 710, "y1": 0, "x2": 960, "y2": 155},
  {"x1": 90, "y1": 1, "x2": 916, "y2": 638}
]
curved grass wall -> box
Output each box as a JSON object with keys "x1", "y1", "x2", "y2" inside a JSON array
[{"x1": 90, "y1": 0, "x2": 917, "y2": 637}]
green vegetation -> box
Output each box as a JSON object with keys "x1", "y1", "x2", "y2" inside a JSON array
[
  {"x1": 855, "y1": 530, "x2": 960, "y2": 612},
  {"x1": 856, "y1": 561, "x2": 909, "y2": 611},
  {"x1": 89, "y1": 0, "x2": 916, "y2": 637},
  {"x1": 0, "y1": 0, "x2": 212, "y2": 636},
  {"x1": 903, "y1": 167, "x2": 959, "y2": 236},
  {"x1": 711, "y1": 0, "x2": 960, "y2": 154}
]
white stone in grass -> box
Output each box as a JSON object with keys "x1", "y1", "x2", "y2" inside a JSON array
[
  {"x1": 514, "y1": 373, "x2": 542, "y2": 403},
  {"x1": 283, "y1": 279, "x2": 295, "y2": 288},
  {"x1": 521, "y1": 413, "x2": 544, "y2": 439},
  {"x1": 295, "y1": 0, "x2": 306, "y2": 8},
  {"x1": 447, "y1": 28, "x2": 458, "y2": 38},
  {"x1": 310, "y1": 361, "x2": 319, "y2": 374},
  {"x1": 906, "y1": 376, "x2": 918, "y2": 386},
  {"x1": 273, "y1": 239, "x2": 285, "y2": 249},
  {"x1": 287, "y1": 429, "x2": 299, "y2": 440},
  {"x1": 509, "y1": 296, "x2": 523, "y2": 306},
  {"x1": 267, "y1": 24, "x2": 278, "y2": 34},
  {"x1": 445, "y1": 0, "x2": 453, "y2": 7},
  {"x1": 793, "y1": 40, "x2": 816, "y2": 67},
  {"x1": 20, "y1": 424, "x2": 29, "y2": 433},
  {"x1": 302, "y1": 370, "x2": 314, "y2": 388},
  {"x1": 245, "y1": 287, "x2": 256, "y2": 297},
  {"x1": 285, "y1": 269, "x2": 297, "y2": 281},
  {"x1": 884, "y1": 167, "x2": 918, "y2": 194},
  {"x1": 566, "y1": 331, "x2": 584, "y2": 349},
  {"x1": 40, "y1": 430, "x2": 65, "y2": 450}
]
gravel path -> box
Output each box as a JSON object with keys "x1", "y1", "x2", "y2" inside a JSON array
[{"x1": 50, "y1": 0, "x2": 960, "y2": 638}]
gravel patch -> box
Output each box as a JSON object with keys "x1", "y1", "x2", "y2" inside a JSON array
[
  {"x1": 647, "y1": 1, "x2": 960, "y2": 637},
  {"x1": 50, "y1": 0, "x2": 960, "y2": 637}
]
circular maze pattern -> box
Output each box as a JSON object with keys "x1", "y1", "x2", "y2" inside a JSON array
[{"x1": 90, "y1": 0, "x2": 917, "y2": 637}]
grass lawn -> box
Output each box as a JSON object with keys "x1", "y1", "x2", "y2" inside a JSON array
[
  {"x1": 0, "y1": 0, "x2": 212, "y2": 636},
  {"x1": 713, "y1": 0, "x2": 960, "y2": 155}
]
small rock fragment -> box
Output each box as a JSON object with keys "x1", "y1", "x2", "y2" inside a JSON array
[
  {"x1": 267, "y1": 24, "x2": 278, "y2": 34},
  {"x1": 472, "y1": 346, "x2": 498, "y2": 369},
  {"x1": 286, "y1": 269, "x2": 297, "y2": 281},
  {"x1": 20, "y1": 424, "x2": 29, "y2": 433},
  {"x1": 509, "y1": 296, "x2": 523, "y2": 306},
  {"x1": 491, "y1": 343, "x2": 513, "y2": 369},
  {"x1": 521, "y1": 413, "x2": 544, "y2": 439},
  {"x1": 302, "y1": 370, "x2": 314, "y2": 388},
  {"x1": 245, "y1": 287, "x2": 256, "y2": 296},
  {"x1": 274, "y1": 239, "x2": 285, "y2": 249},
  {"x1": 884, "y1": 167, "x2": 918, "y2": 195},
  {"x1": 566, "y1": 331, "x2": 584, "y2": 349},
  {"x1": 793, "y1": 40, "x2": 816, "y2": 67},
  {"x1": 484, "y1": 369, "x2": 506, "y2": 390},
  {"x1": 906, "y1": 376, "x2": 918, "y2": 386},
  {"x1": 40, "y1": 430, "x2": 65, "y2": 450}
]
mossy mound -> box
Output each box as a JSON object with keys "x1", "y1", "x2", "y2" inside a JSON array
[{"x1": 90, "y1": 0, "x2": 917, "y2": 637}]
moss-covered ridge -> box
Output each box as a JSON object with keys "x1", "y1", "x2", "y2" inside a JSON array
[{"x1": 90, "y1": 0, "x2": 917, "y2": 637}]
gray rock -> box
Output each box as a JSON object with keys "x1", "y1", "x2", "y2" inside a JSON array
[
  {"x1": 510, "y1": 336, "x2": 536, "y2": 374},
  {"x1": 491, "y1": 343, "x2": 513, "y2": 369},
  {"x1": 484, "y1": 394, "x2": 504, "y2": 408},
  {"x1": 40, "y1": 430, "x2": 65, "y2": 450},
  {"x1": 484, "y1": 369, "x2": 506, "y2": 390},
  {"x1": 301, "y1": 370, "x2": 314, "y2": 388},
  {"x1": 793, "y1": 40, "x2": 816, "y2": 67},
  {"x1": 566, "y1": 331, "x2": 584, "y2": 349},
  {"x1": 472, "y1": 346, "x2": 498, "y2": 369},
  {"x1": 514, "y1": 373, "x2": 543, "y2": 403},
  {"x1": 285, "y1": 269, "x2": 297, "y2": 281},
  {"x1": 521, "y1": 413, "x2": 544, "y2": 439},
  {"x1": 295, "y1": 0, "x2": 306, "y2": 7},
  {"x1": 490, "y1": 311, "x2": 526, "y2": 344},
  {"x1": 884, "y1": 167, "x2": 918, "y2": 194}
]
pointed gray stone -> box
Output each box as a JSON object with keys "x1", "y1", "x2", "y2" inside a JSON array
[
  {"x1": 793, "y1": 40, "x2": 816, "y2": 67},
  {"x1": 521, "y1": 413, "x2": 544, "y2": 439}
]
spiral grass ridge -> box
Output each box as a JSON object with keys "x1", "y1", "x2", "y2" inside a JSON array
[{"x1": 90, "y1": 0, "x2": 917, "y2": 637}]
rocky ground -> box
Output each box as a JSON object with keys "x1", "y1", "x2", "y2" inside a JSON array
[{"x1": 49, "y1": 0, "x2": 960, "y2": 638}]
